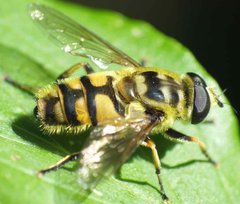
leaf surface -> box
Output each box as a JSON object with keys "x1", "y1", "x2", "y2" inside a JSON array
[{"x1": 0, "y1": 1, "x2": 239, "y2": 204}]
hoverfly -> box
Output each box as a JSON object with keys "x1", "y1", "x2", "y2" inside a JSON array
[{"x1": 5, "y1": 3, "x2": 223, "y2": 203}]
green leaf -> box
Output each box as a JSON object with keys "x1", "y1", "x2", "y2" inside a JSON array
[{"x1": 0, "y1": 0, "x2": 240, "y2": 204}]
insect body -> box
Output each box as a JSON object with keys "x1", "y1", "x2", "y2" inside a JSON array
[
  {"x1": 6, "y1": 4, "x2": 223, "y2": 203},
  {"x1": 37, "y1": 67, "x2": 195, "y2": 133}
]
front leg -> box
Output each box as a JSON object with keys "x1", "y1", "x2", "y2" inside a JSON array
[{"x1": 165, "y1": 128, "x2": 218, "y2": 167}]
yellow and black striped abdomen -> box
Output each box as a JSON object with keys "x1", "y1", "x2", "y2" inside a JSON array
[
  {"x1": 35, "y1": 72, "x2": 125, "y2": 132},
  {"x1": 58, "y1": 78, "x2": 89, "y2": 125},
  {"x1": 79, "y1": 74, "x2": 124, "y2": 125}
]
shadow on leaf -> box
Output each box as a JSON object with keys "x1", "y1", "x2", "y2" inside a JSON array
[
  {"x1": 162, "y1": 159, "x2": 209, "y2": 169},
  {"x1": 11, "y1": 115, "x2": 89, "y2": 156},
  {"x1": 115, "y1": 171, "x2": 160, "y2": 193}
]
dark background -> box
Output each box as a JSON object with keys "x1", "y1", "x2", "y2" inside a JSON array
[{"x1": 71, "y1": 0, "x2": 240, "y2": 117}]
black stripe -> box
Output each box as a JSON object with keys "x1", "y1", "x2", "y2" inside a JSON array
[
  {"x1": 80, "y1": 76, "x2": 97, "y2": 125},
  {"x1": 58, "y1": 83, "x2": 83, "y2": 125},
  {"x1": 45, "y1": 97, "x2": 59, "y2": 125},
  {"x1": 80, "y1": 76, "x2": 124, "y2": 126},
  {"x1": 169, "y1": 88, "x2": 179, "y2": 106},
  {"x1": 142, "y1": 71, "x2": 165, "y2": 102},
  {"x1": 142, "y1": 72, "x2": 180, "y2": 106}
]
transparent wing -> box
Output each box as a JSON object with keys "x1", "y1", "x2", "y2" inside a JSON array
[
  {"x1": 29, "y1": 4, "x2": 140, "y2": 69},
  {"x1": 78, "y1": 116, "x2": 157, "y2": 189}
]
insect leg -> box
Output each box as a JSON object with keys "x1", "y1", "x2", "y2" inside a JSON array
[
  {"x1": 57, "y1": 62, "x2": 94, "y2": 80},
  {"x1": 141, "y1": 137, "x2": 170, "y2": 203},
  {"x1": 165, "y1": 128, "x2": 218, "y2": 167},
  {"x1": 37, "y1": 152, "x2": 81, "y2": 177},
  {"x1": 4, "y1": 76, "x2": 39, "y2": 95}
]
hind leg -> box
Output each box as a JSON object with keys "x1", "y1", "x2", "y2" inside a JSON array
[
  {"x1": 37, "y1": 152, "x2": 81, "y2": 177},
  {"x1": 4, "y1": 76, "x2": 39, "y2": 95},
  {"x1": 57, "y1": 62, "x2": 94, "y2": 80}
]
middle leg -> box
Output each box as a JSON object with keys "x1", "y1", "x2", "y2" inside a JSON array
[{"x1": 141, "y1": 137, "x2": 169, "y2": 203}]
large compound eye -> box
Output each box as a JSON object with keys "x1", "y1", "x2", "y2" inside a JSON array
[{"x1": 187, "y1": 73, "x2": 210, "y2": 124}]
